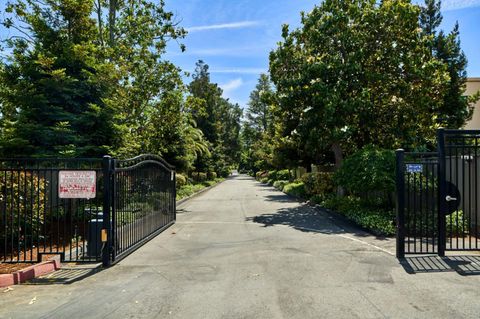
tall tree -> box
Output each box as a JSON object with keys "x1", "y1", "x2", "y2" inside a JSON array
[
  {"x1": 420, "y1": 0, "x2": 476, "y2": 128},
  {"x1": 270, "y1": 0, "x2": 449, "y2": 168},
  {"x1": 0, "y1": 0, "x2": 120, "y2": 157}
]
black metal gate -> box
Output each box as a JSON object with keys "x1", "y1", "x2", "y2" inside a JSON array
[
  {"x1": 397, "y1": 129, "x2": 480, "y2": 258},
  {"x1": 0, "y1": 154, "x2": 176, "y2": 266}
]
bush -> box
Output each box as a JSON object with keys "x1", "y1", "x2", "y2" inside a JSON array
[
  {"x1": 207, "y1": 171, "x2": 217, "y2": 180},
  {"x1": 191, "y1": 172, "x2": 207, "y2": 183},
  {"x1": 175, "y1": 174, "x2": 187, "y2": 188},
  {"x1": 276, "y1": 169, "x2": 291, "y2": 181},
  {"x1": 446, "y1": 210, "x2": 470, "y2": 237},
  {"x1": 283, "y1": 182, "x2": 306, "y2": 198},
  {"x1": 273, "y1": 180, "x2": 289, "y2": 191},
  {"x1": 260, "y1": 177, "x2": 269, "y2": 184},
  {"x1": 322, "y1": 196, "x2": 395, "y2": 236},
  {"x1": 302, "y1": 172, "x2": 334, "y2": 197},
  {"x1": 256, "y1": 171, "x2": 268, "y2": 180},
  {"x1": 268, "y1": 170, "x2": 278, "y2": 181},
  {"x1": 335, "y1": 145, "x2": 395, "y2": 195},
  {"x1": 0, "y1": 172, "x2": 46, "y2": 246}
]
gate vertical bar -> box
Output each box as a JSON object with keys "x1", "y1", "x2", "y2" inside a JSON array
[
  {"x1": 102, "y1": 155, "x2": 112, "y2": 267},
  {"x1": 111, "y1": 158, "x2": 117, "y2": 262},
  {"x1": 437, "y1": 129, "x2": 446, "y2": 257},
  {"x1": 396, "y1": 149, "x2": 405, "y2": 258}
]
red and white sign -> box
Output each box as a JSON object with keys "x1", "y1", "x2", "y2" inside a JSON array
[{"x1": 59, "y1": 171, "x2": 96, "y2": 199}]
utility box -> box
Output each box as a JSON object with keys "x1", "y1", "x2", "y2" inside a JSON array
[{"x1": 87, "y1": 217, "x2": 104, "y2": 258}]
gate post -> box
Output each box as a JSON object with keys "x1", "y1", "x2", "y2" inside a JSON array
[
  {"x1": 396, "y1": 149, "x2": 406, "y2": 258},
  {"x1": 437, "y1": 128, "x2": 446, "y2": 257},
  {"x1": 102, "y1": 155, "x2": 113, "y2": 267}
]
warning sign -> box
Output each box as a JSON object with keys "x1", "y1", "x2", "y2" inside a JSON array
[{"x1": 59, "y1": 171, "x2": 97, "y2": 199}]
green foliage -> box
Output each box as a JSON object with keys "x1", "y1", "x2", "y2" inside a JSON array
[
  {"x1": 176, "y1": 184, "x2": 206, "y2": 200},
  {"x1": 269, "y1": 0, "x2": 451, "y2": 168},
  {"x1": 260, "y1": 177, "x2": 269, "y2": 184},
  {"x1": 322, "y1": 196, "x2": 395, "y2": 236},
  {"x1": 273, "y1": 180, "x2": 289, "y2": 191},
  {"x1": 207, "y1": 172, "x2": 217, "y2": 180},
  {"x1": 420, "y1": 0, "x2": 478, "y2": 129},
  {"x1": 276, "y1": 169, "x2": 291, "y2": 181},
  {"x1": 335, "y1": 146, "x2": 395, "y2": 195},
  {"x1": 446, "y1": 210, "x2": 470, "y2": 237},
  {"x1": 283, "y1": 182, "x2": 306, "y2": 198},
  {"x1": 175, "y1": 174, "x2": 187, "y2": 189},
  {"x1": 302, "y1": 172, "x2": 334, "y2": 197},
  {"x1": 191, "y1": 172, "x2": 207, "y2": 183},
  {"x1": 240, "y1": 74, "x2": 277, "y2": 173},
  {"x1": 0, "y1": 172, "x2": 46, "y2": 245}
]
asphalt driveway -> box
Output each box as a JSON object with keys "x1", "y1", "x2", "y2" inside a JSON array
[{"x1": 1, "y1": 175, "x2": 480, "y2": 319}]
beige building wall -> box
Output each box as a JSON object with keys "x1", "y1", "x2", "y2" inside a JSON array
[{"x1": 464, "y1": 78, "x2": 480, "y2": 129}]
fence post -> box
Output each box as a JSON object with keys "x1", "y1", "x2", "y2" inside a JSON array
[
  {"x1": 102, "y1": 155, "x2": 112, "y2": 267},
  {"x1": 396, "y1": 149, "x2": 406, "y2": 259},
  {"x1": 437, "y1": 128, "x2": 446, "y2": 257},
  {"x1": 173, "y1": 170, "x2": 176, "y2": 221}
]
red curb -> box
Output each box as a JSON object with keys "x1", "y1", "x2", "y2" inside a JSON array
[{"x1": 0, "y1": 260, "x2": 61, "y2": 288}]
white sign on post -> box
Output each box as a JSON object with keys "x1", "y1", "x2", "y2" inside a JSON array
[{"x1": 59, "y1": 171, "x2": 97, "y2": 199}]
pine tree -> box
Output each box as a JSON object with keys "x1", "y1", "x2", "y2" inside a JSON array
[{"x1": 420, "y1": 0, "x2": 473, "y2": 128}]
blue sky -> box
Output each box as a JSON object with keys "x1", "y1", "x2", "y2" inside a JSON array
[
  {"x1": 0, "y1": 0, "x2": 478, "y2": 109},
  {"x1": 165, "y1": 0, "x2": 480, "y2": 108}
]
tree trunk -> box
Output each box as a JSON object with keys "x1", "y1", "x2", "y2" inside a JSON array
[
  {"x1": 331, "y1": 142, "x2": 345, "y2": 196},
  {"x1": 109, "y1": 0, "x2": 117, "y2": 46},
  {"x1": 331, "y1": 142, "x2": 343, "y2": 168}
]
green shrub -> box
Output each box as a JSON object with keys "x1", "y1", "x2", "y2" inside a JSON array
[
  {"x1": 175, "y1": 174, "x2": 187, "y2": 188},
  {"x1": 260, "y1": 177, "x2": 269, "y2": 184},
  {"x1": 302, "y1": 172, "x2": 334, "y2": 197},
  {"x1": 335, "y1": 145, "x2": 395, "y2": 195},
  {"x1": 276, "y1": 169, "x2": 291, "y2": 181},
  {"x1": 199, "y1": 172, "x2": 207, "y2": 181},
  {"x1": 273, "y1": 180, "x2": 289, "y2": 190},
  {"x1": 446, "y1": 210, "x2": 470, "y2": 237},
  {"x1": 283, "y1": 182, "x2": 306, "y2": 198},
  {"x1": 268, "y1": 170, "x2": 278, "y2": 181},
  {"x1": 256, "y1": 171, "x2": 268, "y2": 180},
  {"x1": 207, "y1": 171, "x2": 217, "y2": 180},
  {"x1": 322, "y1": 196, "x2": 395, "y2": 236},
  {"x1": 0, "y1": 172, "x2": 46, "y2": 245}
]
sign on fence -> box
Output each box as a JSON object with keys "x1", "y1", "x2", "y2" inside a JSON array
[
  {"x1": 406, "y1": 164, "x2": 423, "y2": 173},
  {"x1": 59, "y1": 170, "x2": 96, "y2": 199}
]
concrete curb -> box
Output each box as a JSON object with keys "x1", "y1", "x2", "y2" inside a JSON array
[
  {"x1": 0, "y1": 259, "x2": 61, "y2": 288},
  {"x1": 176, "y1": 178, "x2": 228, "y2": 207}
]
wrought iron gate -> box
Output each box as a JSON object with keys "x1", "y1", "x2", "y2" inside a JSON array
[
  {"x1": 0, "y1": 154, "x2": 176, "y2": 266},
  {"x1": 397, "y1": 129, "x2": 480, "y2": 258}
]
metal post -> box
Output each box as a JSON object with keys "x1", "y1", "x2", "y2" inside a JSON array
[
  {"x1": 102, "y1": 155, "x2": 112, "y2": 267},
  {"x1": 396, "y1": 149, "x2": 406, "y2": 259},
  {"x1": 173, "y1": 170, "x2": 176, "y2": 221},
  {"x1": 437, "y1": 128, "x2": 446, "y2": 257},
  {"x1": 111, "y1": 158, "x2": 116, "y2": 262}
]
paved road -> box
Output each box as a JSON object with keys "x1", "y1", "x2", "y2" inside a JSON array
[{"x1": 1, "y1": 175, "x2": 480, "y2": 319}]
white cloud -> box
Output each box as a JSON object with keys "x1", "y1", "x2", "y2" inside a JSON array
[
  {"x1": 187, "y1": 21, "x2": 261, "y2": 33},
  {"x1": 220, "y1": 78, "x2": 244, "y2": 96},
  {"x1": 442, "y1": 0, "x2": 480, "y2": 11},
  {"x1": 210, "y1": 68, "x2": 267, "y2": 74}
]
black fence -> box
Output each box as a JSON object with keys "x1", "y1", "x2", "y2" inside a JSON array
[
  {"x1": 397, "y1": 129, "x2": 480, "y2": 258},
  {"x1": 0, "y1": 154, "x2": 175, "y2": 266}
]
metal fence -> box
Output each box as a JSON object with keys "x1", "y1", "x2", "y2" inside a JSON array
[
  {"x1": 0, "y1": 155, "x2": 175, "y2": 266},
  {"x1": 396, "y1": 129, "x2": 480, "y2": 258}
]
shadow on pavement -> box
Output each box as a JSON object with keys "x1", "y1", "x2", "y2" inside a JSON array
[
  {"x1": 26, "y1": 264, "x2": 103, "y2": 285},
  {"x1": 248, "y1": 184, "x2": 390, "y2": 241},
  {"x1": 400, "y1": 255, "x2": 480, "y2": 276}
]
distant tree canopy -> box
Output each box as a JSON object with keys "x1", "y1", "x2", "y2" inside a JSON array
[{"x1": 0, "y1": 1, "x2": 241, "y2": 176}]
